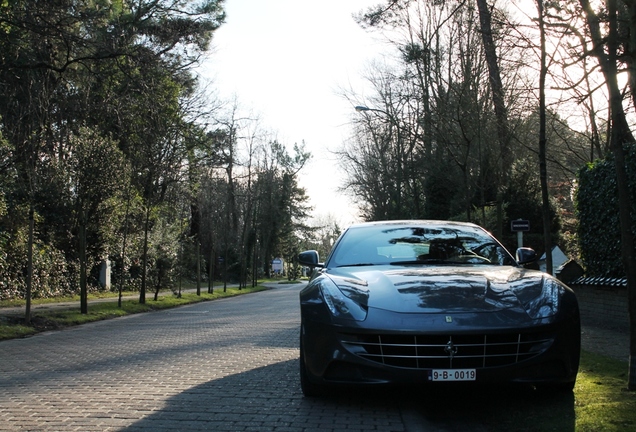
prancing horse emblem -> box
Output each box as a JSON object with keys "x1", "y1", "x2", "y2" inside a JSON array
[{"x1": 444, "y1": 339, "x2": 458, "y2": 360}]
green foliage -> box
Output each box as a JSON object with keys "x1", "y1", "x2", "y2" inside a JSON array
[
  {"x1": 450, "y1": 158, "x2": 562, "y2": 255},
  {"x1": 576, "y1": 145, "x2": 636, "y2": 277},
  {"x1": 0, "y1": 223, "x2": 77, "y2": 300},
  {"x1": 500, "y1": 159, "x2": 561, "y2": 255},
  {"x1": 300, "y1": 217, "x2": 342, "y2": 263},
  {"x1": 69, "y1": 128, "x2": 128, "y2": 263},
  {"x1": 0, "y1": 196, "x2": 78, "y2": 300},
  {"x1": 0, "y1": 0, "x2": 311, "y2": 302},
  {"x1": 247, "y1": 140, "x2": 312, "y2": 278},
  {"x1": 0, "y1": 0, "x2": 229, "y2": 301},
  {"x1": 423, "y1": 153, "x2": 459, "y2": 220}
]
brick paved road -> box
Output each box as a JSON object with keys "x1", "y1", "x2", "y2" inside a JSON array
[
  {"x1": 0, "y1": 283, "x2": 423, "y2": 431},
  {"x1": 0, "y1": 283, "x2": 579, "y2": 431}
]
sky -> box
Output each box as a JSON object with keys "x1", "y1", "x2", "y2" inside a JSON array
[{"x1": 198, "y1": 0, "x2": 390, "y2": 227}]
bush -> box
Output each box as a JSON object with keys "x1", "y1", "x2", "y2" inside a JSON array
[
  {"x1": 576, "y1": 145, "x2": 636, "y2": 277},
  {"x1": 0, "y1": 230, "x2": 78, "y2": 300}
]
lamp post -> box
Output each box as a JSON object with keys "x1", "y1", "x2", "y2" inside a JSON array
[{"x1": 355, "y1": 105, "x2": 387, "y2": 115}]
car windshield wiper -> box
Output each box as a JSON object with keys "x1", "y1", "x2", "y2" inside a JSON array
[{"x1": 337, "y1": 262, "x2": 378, "y2": 268}]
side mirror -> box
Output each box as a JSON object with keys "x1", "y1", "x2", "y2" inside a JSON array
[
  {"x1": 516, "y1": 247, "x2": 537, "y2": 265},
  {"x1": 298, "y1": 250, "x2": 323, "y2": 268}
]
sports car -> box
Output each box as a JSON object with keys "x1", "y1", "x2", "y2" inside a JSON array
[{"x1": 297, "y1": 220, "x2": 580, "y2": 396}]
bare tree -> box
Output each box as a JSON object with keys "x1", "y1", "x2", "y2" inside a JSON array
[
  {"x1": 579, "y1": 0, "x2": 636, "y2": 389},
  {"x1": 535, "y1": 0, "x2": 553, "y2": 274}
]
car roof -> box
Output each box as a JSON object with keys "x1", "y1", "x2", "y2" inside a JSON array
[{"x1": 345, "y1": 220, "x2": 482, "y2": 230}]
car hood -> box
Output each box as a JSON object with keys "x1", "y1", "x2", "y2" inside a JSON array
[{"x1": 325, "y1": 265, "x2": 544, "y2": 314}]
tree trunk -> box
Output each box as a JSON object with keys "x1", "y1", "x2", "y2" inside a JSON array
[
  {"x1": 611, "y1": 123, "x2": 636, "y2": 391},
  {"x1": 475, "y1": 0, "x2": 511, "y2": 238},
  {"x1": 252, "y1": 239, "x2": 258, "y2": 287},
  {"x1": 196, "y1": 239, "x2": 201, "y2": 296},
  {"x1": 25, "y1": 205, "x2": 34, "y2": 324},
  {"x1": 606, "y1": 0, "x2": 636, "y2": 391},
  {"x1": 208, "y1": 244, "x2": 214, "y2": 294},
  {"x1": 139, "y1": 206, "x2": 151, "y2": 304},
  {"x1": 79, "y1": 218, "x2": 88, "y2": 314},
  {"x1": 625, "y1": 0, "x2": 636, "y2": 111},
  {"x1": 580, "y1": 0, "x2": 636, "y2": 390},
  {"x1": 118, "y1": 196, "x2": 130, "y2": 308},
  {"x1": 153, "y1": 271, "x2": 161, "y2": 301},
  {"x1": 223, "y1": 243, "x2": 228, "y2": 293},
  {"x1": 537, "y1": 0, "x2": 553, "y2": 275}
]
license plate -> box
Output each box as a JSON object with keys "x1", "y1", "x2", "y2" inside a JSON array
[{"x1": 431, "y1": 369, "x2": 476, "y2": 382}]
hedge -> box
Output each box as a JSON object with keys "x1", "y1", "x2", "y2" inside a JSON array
[{"x1": 576, "y1": 145, "x2": 636, "y2": 277}]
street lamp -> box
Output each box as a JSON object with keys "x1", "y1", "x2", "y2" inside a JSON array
[{"x1": 355, "y1": 105, "x2": 387, "y2": 115}]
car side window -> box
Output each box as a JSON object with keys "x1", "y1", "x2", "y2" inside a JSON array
[{"x1": 474, "y1": 243, "x2": 513, "y2": 265}]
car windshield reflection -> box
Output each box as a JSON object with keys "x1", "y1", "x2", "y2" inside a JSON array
[{"x1": 329, "y1": 223, "x2": 516, "y2": 268}]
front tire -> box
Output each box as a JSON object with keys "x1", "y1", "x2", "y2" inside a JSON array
[{"x1": 299, "y1": 334, "x2": 326, "y2": 397}]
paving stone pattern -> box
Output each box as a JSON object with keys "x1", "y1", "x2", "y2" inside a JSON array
[
  {"x1": 0, "y1": 282, "x2": 627, "y2": 432},
  {"x1": 0, "y1": 285, "x2": 408, "y2": 432}
]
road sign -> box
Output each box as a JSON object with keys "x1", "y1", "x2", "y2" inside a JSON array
[
  {"x1": 511, "y1": 219, "x2": 530, "y2": 232},
  {"x1": 272, "y1": 258, "x2": 283, "y2": 272}
]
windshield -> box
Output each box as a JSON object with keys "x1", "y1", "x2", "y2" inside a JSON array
[{"x1": 327, "y1": 223, "x2": 516, "y2": 268}]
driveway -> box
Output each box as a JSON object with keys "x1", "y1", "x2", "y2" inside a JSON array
[
  {"x1": 0, "y1": 282, "x2": 583, "y2": 431},
  {"x1": 0, "y1": 283, "x2": 409, "y2": 431}
]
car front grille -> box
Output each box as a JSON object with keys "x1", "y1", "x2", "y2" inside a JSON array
[{"x1": 339, "y1": 332, "x2": 554, "y2": 369}]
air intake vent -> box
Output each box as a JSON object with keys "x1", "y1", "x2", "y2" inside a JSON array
[{"x1": 339, "y1": 332, "x2": 553, "y2": 369}]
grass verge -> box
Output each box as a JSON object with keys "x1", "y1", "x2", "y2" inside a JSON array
[
  {"x1": 0, "y1": 285, "x2": 267, "y2": 340},
  {"x1": 574, "y1": 350, "x2": 636, "y2": 431},
  {"x1": 0, "y1": 290, "x2": 136, "y2": 308},
  {"x1": 385, "y1": 350, "x2": 635, "y2": 431}
]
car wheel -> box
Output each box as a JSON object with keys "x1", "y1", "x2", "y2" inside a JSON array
[{"x1": 299, "y1": 335, "x2": 326, "y2": 397}]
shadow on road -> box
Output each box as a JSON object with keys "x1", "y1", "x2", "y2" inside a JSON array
[
  {"x1": 399, "y1": 382, "x2": 575, "y2": 431},
  {"x1": 123, "y1": 359, "x2": 575, "y2": 432}
]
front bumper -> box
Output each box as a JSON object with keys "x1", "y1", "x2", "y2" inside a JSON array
[{"x1": 300, "y1": 310, "x2": 580, "y2": 388}]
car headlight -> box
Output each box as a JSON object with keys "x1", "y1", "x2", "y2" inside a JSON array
[
  {"x1": 320, "y1": 278, "x2": 369, "y2": 321},
  {"x1": 513, "y1": 277, "x2": 562, "y2": 319}
]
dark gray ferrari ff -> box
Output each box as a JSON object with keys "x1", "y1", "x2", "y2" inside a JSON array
[{"x1": 297, "y1": 220, "x2": 580, "y2": 397}]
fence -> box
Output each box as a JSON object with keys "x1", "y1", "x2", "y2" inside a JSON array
[{"x1": 568, "y1": 277, "x2": 628, "y2": 330}]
